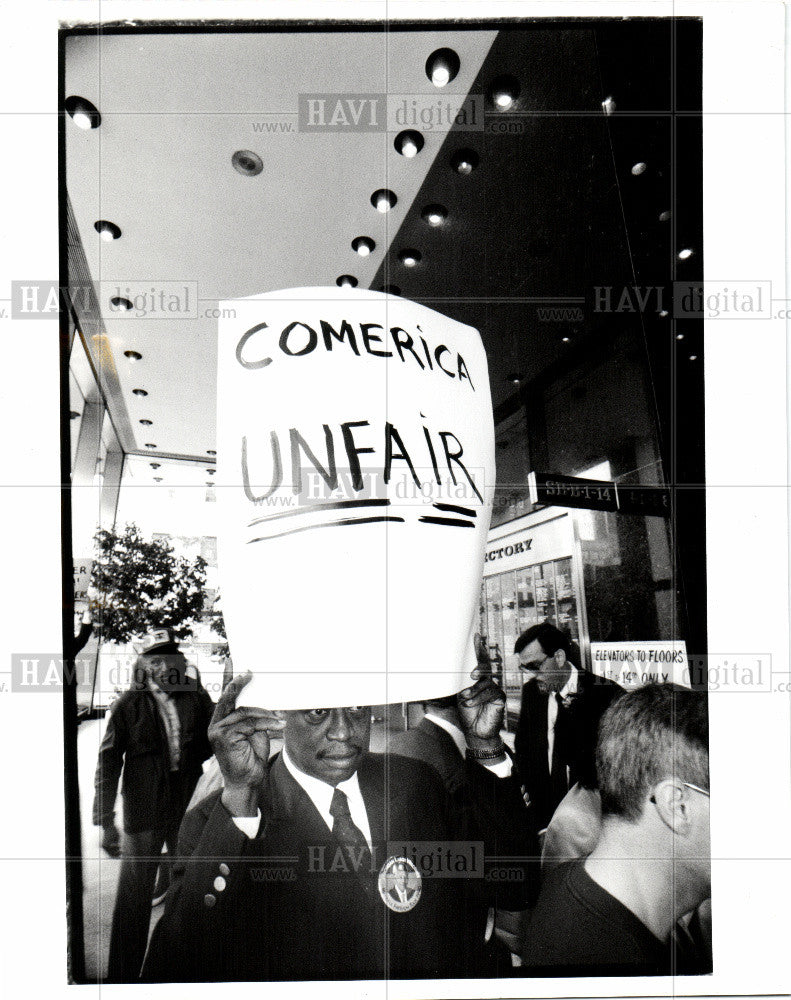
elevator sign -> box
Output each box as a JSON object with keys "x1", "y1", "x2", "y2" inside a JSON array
[{"x1": 217, "y1": 287, "x2": 495, "y2": 710}]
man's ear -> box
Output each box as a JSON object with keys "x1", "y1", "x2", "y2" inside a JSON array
[
  {"x1": 553, "y1": 648, "x2": 567, "y2": 668},
  {"x1": 651, "y1": 779, "x2": 692, "y2": 835}
]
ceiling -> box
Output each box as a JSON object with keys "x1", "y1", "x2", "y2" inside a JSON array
[{"x1": 65, "y1": 22, "x2": 702, "y2": 478}]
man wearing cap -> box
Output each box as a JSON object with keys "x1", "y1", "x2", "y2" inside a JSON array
[
  {"x1": 142, "y1": 671, "x2": 539, "y2": 982},
  {"x1": 93, "y1": 628, "x2": 215, "y2": 982}
]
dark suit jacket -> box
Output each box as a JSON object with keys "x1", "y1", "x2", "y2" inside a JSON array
[
  {"x1": 142, "y1": 751, "x2": 538, "y2": 982},
  {"x1": 514, "y1": 670, "x2": 623, "y2": 831},
  {"x1": 387, "y1": 717, "x2": 465, "y2": 793}
]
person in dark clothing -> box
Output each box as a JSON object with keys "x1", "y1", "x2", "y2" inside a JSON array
[
  {"x1": 522, "y1": 683, "x2": 711, "y2": 976},
  {"x1": 513, "y1": 622, "x2": 623, "y2": 833},
  {"x1": 92, "y1": 628, "x2": 214, "y2": 982},
  {"x1": 387, "y1": 694, "x2": 466, "y2": 793},
  {"x1": 142, "y1": 671, "x2": 539, "y2": 983}
]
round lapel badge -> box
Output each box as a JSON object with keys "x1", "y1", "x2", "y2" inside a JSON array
[{"x1": 378, "y1": 856, "x2": 422, "y2": 913}]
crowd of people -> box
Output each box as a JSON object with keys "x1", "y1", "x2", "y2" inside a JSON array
[{"x1": 92, "y1": 621, "x2": 711, "y2": 982}]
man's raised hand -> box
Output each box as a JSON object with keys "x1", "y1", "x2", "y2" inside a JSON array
[{"x1": 209, "y1": 672, "x2": 285, "y2": 816}]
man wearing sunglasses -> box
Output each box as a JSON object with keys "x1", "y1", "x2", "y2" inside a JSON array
[
  {"x1": 522, "y1": 682, "x2": 711, "y2": 976},
  {"x1": 513, "y1": 622, "x2": 623, "y2": 835}
]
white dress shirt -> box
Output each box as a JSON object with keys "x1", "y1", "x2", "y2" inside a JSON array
[
  {"x1": 232, "y1": 746, "x2": 372, "y2": 847},
  {"x1": 546, "y1": 664, "x2": 579, "y2": 771}
]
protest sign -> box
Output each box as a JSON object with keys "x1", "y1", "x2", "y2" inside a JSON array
[{"x1": 217, "y1": 287, "x2": 494, "y2": 709}]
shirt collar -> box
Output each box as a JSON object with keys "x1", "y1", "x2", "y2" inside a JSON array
[
  {"x1": 422, "y1": 712, "x2": 467, "y2": 757},
  {"x1": 281, "y1": 744, "x2": 363, "y2": 813},
  {"x1": 559, "y1": 663, "x2": 579, "y2": 702}
]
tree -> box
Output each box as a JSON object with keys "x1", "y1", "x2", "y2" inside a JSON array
[{"x1": 91, "y1": 523, "x2": 208, "y2": 644}]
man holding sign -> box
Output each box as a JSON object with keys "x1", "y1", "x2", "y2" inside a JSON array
[{"x1": 143, "y1": 670, "x2": 538, "y2": 982}]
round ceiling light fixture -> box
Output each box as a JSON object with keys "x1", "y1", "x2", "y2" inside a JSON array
[
  {"x1": 422, "y1": 203, "x2": 448, "y2": 227},
  {"x1": 231, "y1": 149, "x2": 264, "y2": 176},
  {"x1": 336, "y1": 275, "x2": 358, "y2": 288},
  {"x1": 65, "y1": 95, "x2": 101, "y2": 129},
  {"x1": 371, "y1": 189, "x2": 397, "y2": 213},
  {"x1": 124, "y1": 350, "x2": 142, "y2": 361},
  {"x1": 394, "y1": 130, "x2": 424, "y2": 158},
  {"x1": 139, "y1": 419, "x2": 153, "y2": 426},
  {"x1": 351, "y1": 236, "x2": 376, "y2": 257},
  {"x1": 94, "y1": 220, "x2": 122, "y2": 241},
  {"x1": 505, "y1": 373, "x2": 522, "y2": 385},
  {"x1": 678, "y1": 248, "x2": 694, "y2": 260},
  {"x1": 659, "y1": 210, "x2": 672, "y2": 222},
  {"x1": 426, "y1": 48, "x2": 460, "y2": 88},
  {"x1": 207, "y1": 449, "x2": 217, "y2": 455},
  {"x1": 398, "y1": 249, "x2": 422, "y2": 268},
  {"x1": 150, "y1": 462, "x2": 161, "y2": 469},
  {"x1": 450, "y1": 149, "x2": 479, "y2": 175},
  {"x1": 631, "y1": 162, "x2": 647, "y2": 176},
  {"x1": 132, "y1": 388, "x2": 148, "y2": 396},
  {"x1": 111, "y1": 296, "x2": 133, "y2": 312},
  {"x1": 145, "y1": 443, "x2": 157, "y2": 449},
  {"x1": 489, "y1": 75, "x2": 521, "y2": 110}
]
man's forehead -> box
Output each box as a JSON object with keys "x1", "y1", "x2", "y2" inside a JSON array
[{"x1": 519, "y1": 640, "x2": 545, "y2": 660}]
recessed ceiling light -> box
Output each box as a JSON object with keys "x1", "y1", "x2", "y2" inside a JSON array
[
  {"x1": 678, "y1": 248, "x2": 694, "y2": 260},
  {"x1": 689, "y1": 354, "x2": 698, "y2": 361},
  {"x1": 207, "y1": 449, "x2": 216, "y2": 455},
  {"x1": 336, "y1": 275, "x2": 358, "y2": 288},
  {"x1": 94, "y1": 220, "x2": 122, "y2": 241},
  {"x1": 422, "y1": 204, "x2": 448, "y2": 227},
  {"x1": 505, "y1": 373, "x2": 522, "y2": 385},
  {"x1": 371, "y1": 189, "x2": 397, "y2": 213},
  {"x1": 381, "y1": 285, "x2": 401, "y2": 296},
  {"x1": 601, "y1": 96, "x2": 616, "y2": 115},
  {"x1": 489, "y1": 75, "x2": 520, "y2": 110},
  {"x1": 450, "y1": 149, "x2": 479, "y2": 175},
  {"x1": 150, "y1": 463, "x2": 161, "y2": 469},
  {"x1": 351, "y1": 236, "x2": 376, "y2": 257},
  {"x1": 631, "y1": 162, "x2": 647, "y2": 176},
  {"x1": 132, "y1": 388, "x2": 148, "y2": 397},
  {"x1": 676, "y1": 333, "x2": 685, "y2": 341},
  {"x1": 139, "y1": 419, "x2": 153, "y2": 426},
  {"x1": 70, "y1": 410, "x2": 81, "y2": 420},
  {"x1": 124, "y1": 350, "x2": 142, "y2": 361},
  {"x1": 65, "y1": 95, "x2": 101, "y2": 129},
  {"x1": 659, "y1": 210, "x2": 672, "y2": 222},
  {"x1": 145, "y1": 443, "x2": 157, "y2": 449},
  {"x1": 398, "y1": 249, "x2": 421, "y2": 268},
  {"x1": 232, "y1": 149, "x2": 263, "y2": 176},
  {"x1": 394, "y1": 130, "x2": 424, "y2": 158},
  {"x1": 111, "y1": 296, "x2": 133, "y2": 312},
  {"x1": 561, "y1": 336, "x2": 571, "y2": 343},
  {"x1": 426, "y1": 48, "x2": 460, "y2": 88},
  {"x1": 659, "y1": 310, "x2": 669, "y2": 318}
]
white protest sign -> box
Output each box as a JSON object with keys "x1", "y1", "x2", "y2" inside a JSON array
[
  {"x1": 73, "y1": 558, "x2": 93, "y2": 604},
  {"x1": 217, "y1": 287, "x2": 494, "y2": 710},
  {"x1": 590, "y1": 640, "x2": 690, "y2": 689}
]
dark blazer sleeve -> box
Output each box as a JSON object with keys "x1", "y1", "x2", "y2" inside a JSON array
[
  {"x1": 92, "y1": 697, "x2": 128, "y2": 826},
  {"x1": 452, "y1": 754, "x2": 541, "y2": 908},
  {"x1": 142, "y1": 789, "x2": 250, "y2": 982}
]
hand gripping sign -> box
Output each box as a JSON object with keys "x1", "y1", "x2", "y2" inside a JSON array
[{"x1": 217, "y1": 287, "x2": 495, "y2": 710}]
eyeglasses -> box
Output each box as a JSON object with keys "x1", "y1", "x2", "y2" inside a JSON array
[
  {"x1": 682, "y1": 781, "x2": 710, "y2": 797},
  {"x1": 650, "y1": 779, "x2": 710, "y2": 804}
]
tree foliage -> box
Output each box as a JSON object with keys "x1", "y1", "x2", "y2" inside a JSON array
[{"x1": 91, "y1": 523, "x2": 208, "y2": 645}]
